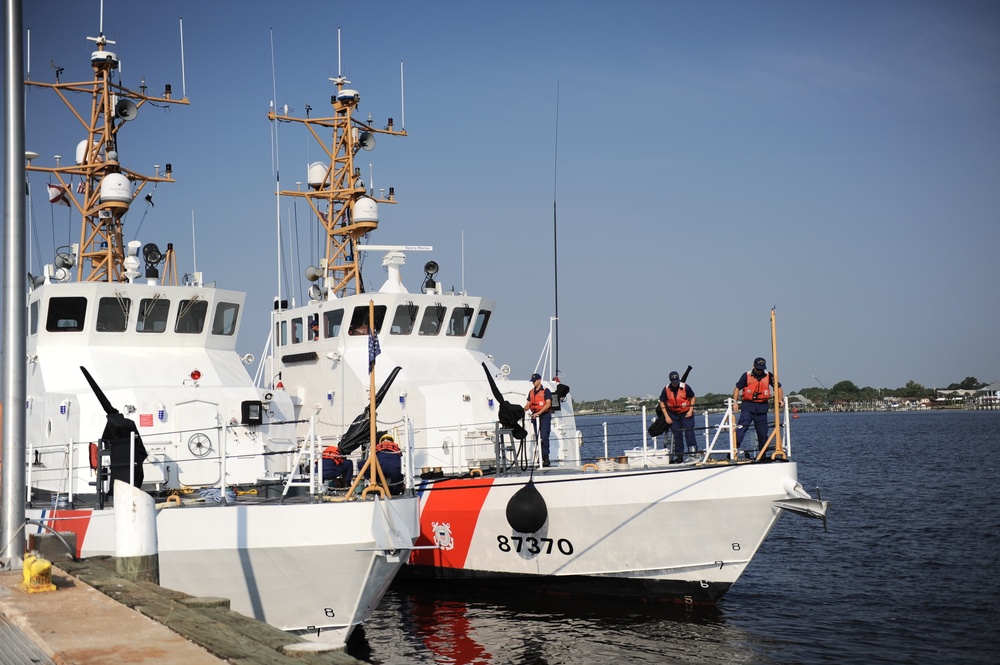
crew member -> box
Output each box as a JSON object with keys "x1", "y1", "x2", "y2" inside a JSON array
[
  {"x1": 733, "y1": 357, "x2": 783, "y2": 459},
  {"x1": 524, "y1": 373, "x2": 553, "y2": 467},
  {"x1": 375, "y1": 433, "x2": 404, "y2": 495},
  {"x1": 659, "y1": 371, "x2": 697, "y2": 463},
  {"x1": 320, "y1": 445, "x2": 353, "y2": 488}
]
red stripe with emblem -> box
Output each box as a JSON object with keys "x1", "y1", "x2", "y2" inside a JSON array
[{"x1": 411, "y1": 478, "x2": 494, "y2": 569}]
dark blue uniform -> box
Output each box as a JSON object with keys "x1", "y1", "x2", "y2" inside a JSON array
[
  {"x1": 659, "y1": 383, "x2": 697, "y2": 461},
  {"x1": 527, "y1": 385, "x2": 553, "y2": 465},
  {"x1": 376, "y1": 450, "x2": 404, "y2": 495},
  {"x1": 322, "y1": 457, "x2": 353, "y2": 487},
  {"x1": 735, "y1": 370, "x2": 780, "y2": 452}
]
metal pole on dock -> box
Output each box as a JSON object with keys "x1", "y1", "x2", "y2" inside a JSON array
[{"x1": 1, "y1": 0, "x2": 28, "y2": 569}]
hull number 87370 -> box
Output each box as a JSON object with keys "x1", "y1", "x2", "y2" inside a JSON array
[{"x1": 497, "y1": 535, "x2": 574, "y2": 555}]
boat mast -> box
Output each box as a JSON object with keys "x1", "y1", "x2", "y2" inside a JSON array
[
  {"x1": 25, "y1": 32, "x2": 188, "y2": 282},
  {"x1": 269, "y1": 77, "x2": 406, "y2": 298}
]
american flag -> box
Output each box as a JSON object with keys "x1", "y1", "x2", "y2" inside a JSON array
[{"x1": 368, "y1": 327, "x2": 381, "y2": 373}]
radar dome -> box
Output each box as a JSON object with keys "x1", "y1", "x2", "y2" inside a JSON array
[
  {"x1": 307, "y1": 162, "x2": 327, "y2": 189},
  {"x1": 76, "y1": 140, "x2": 99, "y2": 165},
  {"x1": 100, "y1": 173, "x2": 132, "y2": 207},
  {"x1": 336, "y1": 89, "x2": 360, "y2": 104},
  {"x1": 353, "y1": 197, "x2": 378, "y2": 223}
]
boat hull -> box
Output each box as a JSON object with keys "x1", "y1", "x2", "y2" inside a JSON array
[
  {"x1": 405, "y1": 461, "x2": 794, "y2": 603},
  {"x1": 28, "y1": 496, "x2": 419, "y2": 641}
]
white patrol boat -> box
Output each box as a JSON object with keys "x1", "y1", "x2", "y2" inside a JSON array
[
  {"x1": 265, "y1": 63, "x2": 829, "y2": 605},
  {"x1": 18, "y1": 15, "x2": 416, "y2": 643}
]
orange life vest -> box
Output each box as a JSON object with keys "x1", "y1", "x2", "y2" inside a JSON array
[
  {"x1": 376, "y1": 439, "x2": 401, "y2": 454},
  {"x1": 322, "y1": 446, "x2": 344, "y2": 464},
  {"x1": 528, "y1": 387, "x2": 549, "y2": 414},
  {"x1": 664, "y1": 383, "x2": 691, "y2": 413},
  {"x1": 742, "y1": 372, "x2": 772, "y2": 403}
]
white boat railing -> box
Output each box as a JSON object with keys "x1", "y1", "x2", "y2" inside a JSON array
[{"x1": 25, "y1": 420, "x2": 310, "y2": 507}]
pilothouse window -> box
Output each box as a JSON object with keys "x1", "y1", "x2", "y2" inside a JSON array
[
  {"x1": 136, "y1": 298, "x2": 170, "y2": 333},
  {"x1": 212, "y1": 302, "x2": 240, "y2": 336},
  {"x1": 46, "y1": 296, "x2": 87, "y2": 332},
  {"x1": 472, "y1": 310, "x2": 492, "y2": 339},
  {"x1": 97, "y1": 297, "x2": 130, "y2": 332},
  {"x1": 323, "y1": 309, "x2": 344, "y2": 338},
  {"x1": 447, "y1": 307, "x2": 474, "y2": 337},
  {"x1": 390, "y1": 303, "x2": 418, "y2": 335},
  {"x1": 419, "y1": 305, "x2": 446, "y2": 336},
  {"x1": 349, "y1": 305, "x2": 386, "y2": 335},
  {"x1": 175, "y1": 299, "x2": 208, "y2": 334}
]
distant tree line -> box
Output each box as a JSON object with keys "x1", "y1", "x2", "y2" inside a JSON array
[
  {"x1": 796, "y1": 376, "x2": 988, "y2": 405},
  {"x1": 573, "y1": 377, "x2": 990, "y2": 413}
]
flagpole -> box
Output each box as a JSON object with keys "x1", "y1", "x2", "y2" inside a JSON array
[
  {"x1": 338, "y1": 299, "x2": 390, "y2": 499},
  {"x1": 368, "y1": 300, "x2": 378, "y2": 487}
]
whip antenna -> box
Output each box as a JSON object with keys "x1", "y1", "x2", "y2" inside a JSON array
[{"x1": 179, "y1": 18, "x2": 187, "y2": 99}]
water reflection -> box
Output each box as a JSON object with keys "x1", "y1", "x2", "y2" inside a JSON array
[{"x1": 350, "y1": 583, "x2": 764, "y2": 665}]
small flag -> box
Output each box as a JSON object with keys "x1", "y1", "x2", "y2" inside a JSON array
[
  {"x1": 47, "y1": 183, "x2": 70, "y2": 206},
  {"x1": 368, "y1": 327, "x2": 381, "y2": 373},
  {"x1": 76, "y1": 181, "x2": 85, "y2": 194}
]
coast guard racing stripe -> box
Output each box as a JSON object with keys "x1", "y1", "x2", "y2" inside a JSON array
[{"x1": 412, "y1": 478, "x2": 494, "y2": 569}]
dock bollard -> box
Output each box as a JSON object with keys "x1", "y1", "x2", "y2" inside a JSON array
[
  {"x1": 19, "y1": 553, "x2": 57, "y2": 593},
  {"x1": 114, "y1": 480, "x2": 160, "y2": 584}
]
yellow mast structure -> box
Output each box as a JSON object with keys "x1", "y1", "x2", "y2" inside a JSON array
[
  {"x1": 267, "y1": 76, "x2": 406, "y2": 297},
  {"x1": 25, "y1": 33, "x2": 188, "y2": 282}
]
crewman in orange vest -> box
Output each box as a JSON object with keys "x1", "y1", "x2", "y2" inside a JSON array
[
  {"x1": 659, "y1": 370, "x2": 697, "y2": 463},
  {"x1": 733, "y1": 357, "x2": 783, "y2": 459},
  {"x1": 320, "y1": 445, "x2": 353, "y2": 488},
  {"x1": 524, "y1": 373, "x2": 553, "y2": 467}
]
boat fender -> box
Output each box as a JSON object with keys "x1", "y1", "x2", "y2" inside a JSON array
[
  {"x1": 89, "y1": 442, "x2": 99, "y2": 471},
  {"x1": 505, "y1": 481, "x2": 548, "y2": 533}
]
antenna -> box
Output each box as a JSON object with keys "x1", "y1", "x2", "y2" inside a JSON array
[
  {"x1": 337, "y1": 28, "x2": 342, "y2": 77},
  {"x1": 26, "y1": 29, "x2": 30, "y2": 80},
  {"x1": 191, "y1": 210, "x2": 198, "y2": 273},
  {"x1": 179, "y1": 18, "x2": 187, "y2": 99},
  {"x1": 552, "y1": 82, "x2": 561, "y2": 377},
  {"x1": 461, "y1": 230, "x2": 466, "y2": 294},
  {"x1": 100, "y1": 0, "x2": 105, "y2": 35},
  {"x1": 400, "y1": 61, "x2": 405, "y2": 130}
]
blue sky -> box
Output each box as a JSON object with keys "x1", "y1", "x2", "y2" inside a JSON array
[{"x1": 7, "y1": 0, "x2": 999, "y2": 400}]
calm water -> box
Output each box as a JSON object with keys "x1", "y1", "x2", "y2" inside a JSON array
[{"x1": 348, "y1": 411, "x2": 1000, "y2": 664}]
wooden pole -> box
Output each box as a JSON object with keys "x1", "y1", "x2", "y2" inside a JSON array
[
  {"x1": 770, "y1": 308, "x2": 786, "y2": 459},
  {"x1": 341, "y1": 300, "x2": 390, "y2": 499}
]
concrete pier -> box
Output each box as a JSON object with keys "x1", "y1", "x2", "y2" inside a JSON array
[{"x1": 0, "y1": 557, "x2": 363, "y2": 664}]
